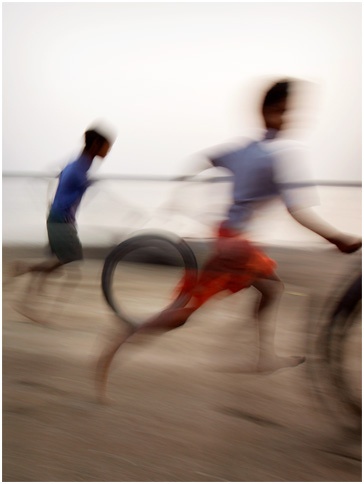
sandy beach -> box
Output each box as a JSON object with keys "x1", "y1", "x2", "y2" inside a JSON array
[{"x1": 2, "y1": 244, "x2": 362, "y2": 482}]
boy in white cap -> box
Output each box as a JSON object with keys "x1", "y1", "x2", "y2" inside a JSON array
[{"x1": 13, "y1": 123, "x2": 116, "y2": 319}]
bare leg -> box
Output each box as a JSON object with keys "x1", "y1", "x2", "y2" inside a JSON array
[
  {"x1": 252, "y1": 275, "x2": 305, "y2": 372},
  {"x1": 44, "y1": 262, "x2": 82, "y2": 322},
  {"x1": 14, "y1": 273, "x2": 51, "y2": 326},
  {"x1": 95, "y1": 305, "x2": 197, "y2": 403},
  {"x1": 137, "y1": 306, "x2": 196, "y2": 334},
  {"x1": 95, "y1": 320, "x2": 135, "y2": 404},
  {"x1": 12, "y1": 257, "x2": 63, "y2": 277},
  {"x1": 13, "y1": 257, "x2": 65, "y2": 324}
]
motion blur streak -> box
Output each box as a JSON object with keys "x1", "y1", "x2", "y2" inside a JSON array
[{"x1": 3, "y1": 177, "x2": 361, "y2": 482}]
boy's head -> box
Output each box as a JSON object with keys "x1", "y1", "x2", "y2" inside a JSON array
[
  {"x1": 261, "y1": 80, "x2": 291, "y2": 132},
  {"x1": 84, "y1": 122, "x2": 117, "y2": 159}
]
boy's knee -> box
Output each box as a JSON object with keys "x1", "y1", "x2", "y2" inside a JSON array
[
  {"x1": 255, "y1": 278, "x2": 284, "y2": 301},
  {"x1": 274, "y1": 279, "x2": 285, "y2": 294},
  {"x1": 269, "y1": 280, "x2": 284, "y2": 300}
]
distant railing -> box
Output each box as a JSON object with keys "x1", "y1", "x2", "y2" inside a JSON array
[{"x1": 2, "y1": 172, "x2": 362, "y2": 188}]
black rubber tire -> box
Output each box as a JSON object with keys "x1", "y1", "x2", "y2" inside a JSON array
[
  {"x1": 324, "y1": 275, "x2": 362, "y2": 420},
  {"x1": 308, "y1": 272, "x2": 362, "y2": 432},
  {"x1": 102, "y1": 231, "x2": 198, "y2": 327}
]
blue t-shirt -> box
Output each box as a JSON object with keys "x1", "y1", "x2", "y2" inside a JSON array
[
  {"x1": 210, "y1": 136, "x2": 316, "y2": 231},
  {"x1": 49, "y1": 154, "x2": 92, "y2": 224}
]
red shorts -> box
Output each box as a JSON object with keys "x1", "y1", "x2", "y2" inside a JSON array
[{"x1": 177, "y1": 226, "x2": 276, "y2": 308}]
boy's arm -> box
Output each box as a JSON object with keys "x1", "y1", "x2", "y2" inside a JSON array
[
  {"x1": 177, "y1": 142, "x2": 240, "y2": 180},
  {"x1": 274, "y1": 142, "x2": 361, "y2": 254},
  {"x1": 176, "y1": 156, "x2": 213, "y2": 181},
  {"x1": 288, "y1": 206, "x2": 362, "y2": 253}
]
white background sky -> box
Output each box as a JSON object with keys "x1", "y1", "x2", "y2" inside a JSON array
[{"x1": 2, "y1": 2, "x2": 362, "y2": 181}]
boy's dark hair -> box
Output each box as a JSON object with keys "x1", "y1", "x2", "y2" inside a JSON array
[
  {"x1": 262, "y1": 80, "x2": 291, "y2": 113},
  {"x1": 84, "y1": 129, "x2": 108, "y2": 149}
]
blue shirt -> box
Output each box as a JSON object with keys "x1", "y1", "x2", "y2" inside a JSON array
[
  {"x1": 210, "y1": 136, "x2": 316, "y2": 231},
  {"x1": 49, "y1": 154, "x2": 92, "y2": 224}
]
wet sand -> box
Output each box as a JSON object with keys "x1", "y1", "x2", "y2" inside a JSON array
[{"x1": 2, "y1": 244, "x2": 362, "y2": 482}]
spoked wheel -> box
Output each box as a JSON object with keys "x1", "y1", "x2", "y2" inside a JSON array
[
  {"x1": 102, "y1": 230, "x2": 199, "y2": 328},
  {"x1": 309, "y1": 274, "x2": 362, "y2": 432}
]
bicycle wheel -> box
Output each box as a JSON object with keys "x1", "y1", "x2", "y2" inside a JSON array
[
  {"x1": 325, "y1": 276, "x2": 361, "y2": 420},
  {"x1": 309, "y1": 273, "x2": 362, "y2": 431},
  {"x1": 102, "y1": 230, "x2": 199, "y2": 328}
]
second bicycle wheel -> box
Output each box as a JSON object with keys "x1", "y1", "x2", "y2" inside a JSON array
[
  {"x1": 102, "y1": 230, "x2": 199, "y2": 328},
  {"x1": 308, "y1": 273, "x2": 362, "y2": 432},
  {"x1": 323, "y1": 275, "x2": 362, "y2": 428}
]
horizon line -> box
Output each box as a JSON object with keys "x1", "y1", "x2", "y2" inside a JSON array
[{"x1": 2, "y1": 171, "x2": 362, "y2": 188}]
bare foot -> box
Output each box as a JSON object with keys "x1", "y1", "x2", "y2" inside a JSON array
[
  {"x1": 10, "y1": 261, "x2": 31, "y2": 278},
  {"x1": 13, "y1": 303, "x2": 51, "y2": 327},
  {"x1": 94, "y1": 353, "x2": 117, "y2": 405},
  {"x1": 97, "y1": 389, "x2": 114, "y2": 406},
  {"x1": 257, "y1": 355, "x2": 306, "y2": 373}
]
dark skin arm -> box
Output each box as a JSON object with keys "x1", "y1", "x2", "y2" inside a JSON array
[{"x1": 288, "y1": 207, "x2": 362, "y2": 253}]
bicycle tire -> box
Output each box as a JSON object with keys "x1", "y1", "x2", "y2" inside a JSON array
[
  {"x1": 324, "y1": 275, "x2": 362, "y2": 420},
  {"x1": 102, "y1": 230, "x2": 199, "y2": 328},
  {"x1": 308, "y1": 272, "x2": 362, "y2": 431}
]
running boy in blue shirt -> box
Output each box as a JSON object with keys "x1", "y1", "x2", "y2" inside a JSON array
[
  {"x1": 13, "y1": 124, "x2": 115, "y2": 319},
  {"x1": 95, "y1": 80, "x2": 361, "y2": 402}
]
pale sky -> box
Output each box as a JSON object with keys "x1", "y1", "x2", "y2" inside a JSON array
[{"x1": 2, "y1": 2, "x2": 362, "y2": 181}]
